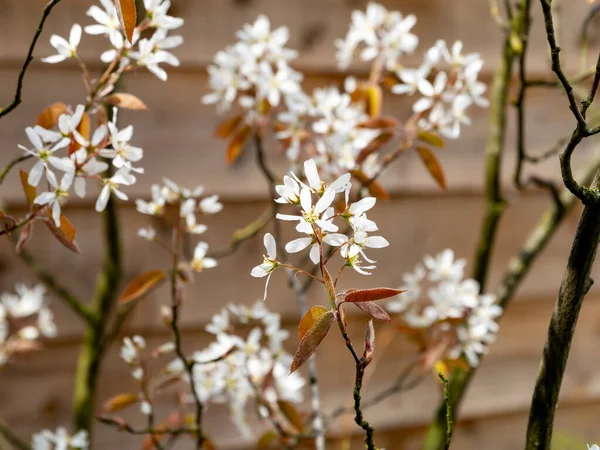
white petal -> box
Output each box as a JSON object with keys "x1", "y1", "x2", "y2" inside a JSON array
[
  {"x1": 264, "y1": 233, "x2": 277, "y2": 259},
  {"x1": 309, "y1": 243, "x2": 320, "y2": 265},
  {"x1": 304, "y1": 159, "x2": 321, "y2": 190},
  {"x1": 28, "y1": 160, "x2": 45, "y2": 186},
  {"x1": 285, "y1": 237, "x2": 312, "y2": 254},
  {"x1": 365, "y1": 236, "x2": 389, "y2": 248},
  {"x1": 95, "y1": 185, "x2": 111, "y2": 211}
]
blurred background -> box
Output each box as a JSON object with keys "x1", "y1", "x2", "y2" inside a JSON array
[{"x1": 2, "y1": 0, "x2": 600, "y2": 448}]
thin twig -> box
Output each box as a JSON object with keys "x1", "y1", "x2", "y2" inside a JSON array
[
  {"x1": 0, "y1": 156, "x2": 31, "y2": 186},
  {"x1": 0, "y1": 418, "x2": 30, "y2": 450},
  {"x1": 0, "y1": 0, "x2": 64, "y2": 119}
]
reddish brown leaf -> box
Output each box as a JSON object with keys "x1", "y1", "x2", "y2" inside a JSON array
[
  {"x1": 119, "y1": 270, "x2": 166, "y2": 304},
  {"x1": 363, "y1": 319, "x2": 375, "y2": 363},
  {"x1": 226, "y1": 125, "x2": 252, "y2": 165},
  {"x1": 278, "y1": 400, "x2": 304, "y2": 432},
  {"x1": 143, "y1": 413, "x2": 184, "y2": 450},
  {"x1": 350, "y1": 169, "x2": 390, "y2": 200},
  {"x1": 354, "y1": 301, "x2": 393, "y2": 322},
  {"x1": 36, "y1": 102, "x2": 68, "y2": 129},
  {"x1": 358, "y1": 117, "x2": 400, "y2": 129},
  {"x1": 115, "y1": 0, "x2": 137, "y2": 43},
  {"x1": 290, "y1": 311, "x2": 334, "y2": 373},
  {"x1": 416, "y1": 145, "x2": 447, "y2": 190},
  {"x1": 356, "y1": 132, "x2": 394, "y2": 165},
  {"x1": 104, "y1": 93, "x2": 148, "y2": 110},
  {"x1": 102, "y1": 392, "x2": 139, "y2": 412},
  {"x1": 298, "y1": 306, "x2": 329, "y2": 341},
  {"x1": 43, "y1": 216, "x2": 81, "y2": 254},
  {"x1": 417, "y1": 130, "x2": 445, "y2": 148},
  {"x1": 19, "y1": 170, "x2": 36, "y2": 206},
  {"x1": 15, "y1": 222, "x2": 33, "y2": 254},
  {"x1": 215, "y1": 114, "x2": 243, "y2": 139},
  {"x1": 344, "y1": 287, "x2": 405, "y2": 303}
]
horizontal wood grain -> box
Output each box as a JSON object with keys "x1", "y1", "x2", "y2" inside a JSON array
[
  {"x1": 0, "y1": 0, "x2": 596, "y2": 74},
  {"x1": 2, "y1": 297, "x2": 600, "y2": 449}
]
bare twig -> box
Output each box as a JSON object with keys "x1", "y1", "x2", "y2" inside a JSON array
[
  {"x1": 0, "y1": 0, "x2": 64, "y2": 119},
  {"x1": 0, "y1": 418, "x2": 30, "y2": 450}
]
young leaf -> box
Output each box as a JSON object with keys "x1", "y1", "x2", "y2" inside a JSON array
[
  {"x1": 15, "y1": 222, "x2": 33, "y2": 254},
  {"x1": 417, "y1": 130, "x2": 445, "y2": 148},
  {"x1": 226, "y1": 125, "x2": 252, "y2": 165},
  {"x1": 350, "y1": 169, "x2": 390, "y2": 200},
  {"x1": 119, "y1": 270, "x2": 166, "y2": 304},
  {"x1": 366, "y1": 83, "x2": 382, "y2": 117},
  {"x1": 43, "y1": 212, "x2": 80, "y2": 254},
  {"x1": 19, "y1": 170, "x2": 36, "y2": 206},
  {"x1": 215, "y1": 114, "x2": 243, "y2": 139},
  {"x1": 416, "y1": 145, "x2": 447, "y2": 190},
  {"x1": 358, "y1": 117, "x2": 400, "y2": 129},
  {"x1": 104, "y1": 93, "x2": 148, "y2": 110},
  {"x1": 257, "y1": 431, "x2": 278, "y2": 449},
  {"x1": 277, "y1": 400, "x2": 304, "y2": 432},
  {"x1": 298, "y1": 306, "x2": 329, "y2": 341},
  {"x1": 344, "y1": 287, "x2": 405, "y2": 303},
  {"x1": 290, "y1": 310, "x2": 335, "y2": 373},
  {"x1": 363, "y1": 319, "x2": 375, "y2": 364},
  {"x1": 102, "y1": 392, "x2": 139, "y2": 412},
  {"x1": 354, "y1": 301, "x2": 393, "y2": 322},
  {"x1": 355, "y1": 132, "x2": 394, "y2": 164},
  {"x1": 115, "y1": 0, "x2": 137, "y2": 43},
  {"x1": 36, "y1": 102, "x2": 68, "y2": 129}
]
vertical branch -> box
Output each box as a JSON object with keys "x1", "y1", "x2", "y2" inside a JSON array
[
  {"x1": 73, "y1": 187, "x2": 123, "y2": 438},
  {"x1": 353, "y1": 360, "x2": 376, "y2": 450},
  {"x1": 423, "y1": 156, "x2": 600, "y2": 450},
  {"x1": 525, "y1": 172, "x2": 600, "y2": 449}
]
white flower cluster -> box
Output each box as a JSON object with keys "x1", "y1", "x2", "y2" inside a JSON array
[
  {"x1": 32, "y1": 427, "x2": 88, "y2": 450},
  {"x1": 20, "y1": 108, "x2": 141, "y2": 226},
  {"x1": 202, "y1": 15, "x2": 302, "y2": 114},
  {"x1": 189, "y1": 301, "x2": 304, "y2": 436},
  {"x1": 44, "y1": 0, "x2": 184, "y2": 82},
  {"x1": 392, "y1": 40, "x2": 489, "y2": 138},
  {"x1": 387, "y1": 249, "x2": 502, "y2": 367},
  {"x1": 252, "y1": 159, "x2": 389, "y2": 299},
  {"x1": 135, "y1": 179, "x2": 223, "y2": 272},
  {"x1": 276, "y1": 83, "x2": 382, "y2": 179},
  {"x1": 335, "y1": 2, "x2": 418, "y2": 70},
  {"x1": 0, "y1": 284, "x2": 56, "y2": 366}
]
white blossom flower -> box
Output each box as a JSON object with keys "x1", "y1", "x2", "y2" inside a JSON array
[
  {"x1": 424, "y1": 249, "x2": 465, "y2": 282},
  {"x1": 144, "y1": 0, "x2": 184, "y2": 30},
  {"x1": 34, "y1": 171, "x2": 75, "y2": 226},
  {"x1": 1, "y1": 284, "x2": 46, "y2": 318},
  {"x1": 42, "y1": 24, "x2": 83, "y2": 64},
  {"x1": 251, "y1": 233, "x2": 279, "y2": 301},
  {"x1": 137, "y1": 226, "x2": 156, "y2": 241},
  {"x1": 199, "y1": 195, "x2": 223, "y2": 214},
  {"x1": 95, "y1": 168, "x2": 136, "y2": 212},
  {"x1": 32, "y1": 427, "x2": 88, "y2": 450},
  {"x1": 136, "y1": 185, "x2": 166, "y2": 216},
  {"x1": 191, "y1": 242, "x2": 217, "y2": 272},
  {"x1": 101, "y1": 122, "x2": 144, "y2": 173},
  {"x1": 20, "y1": 127, "x2": 72, "y2": 187},
  {"x1": 84, "y1": 0, "x2": 121, "y2": 39}
]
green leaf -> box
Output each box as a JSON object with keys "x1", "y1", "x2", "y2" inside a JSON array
[
  {"x1": 417, "y1": 130, "x2": 445, "y2": 148},
  {"x1": 290, "y1": 310, "x2": 335, "y2": 373}
]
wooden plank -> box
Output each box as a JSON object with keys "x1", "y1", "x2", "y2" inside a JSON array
[
  {"x1": 0, "y1": 67, "x2": 594, "y2": 205},
  {"x1": 2, "y1": 297, "x2": 600, "y2": 448},
  {"x1": 0, "y1": 190, "x2": 592, "y2": 338},
  {"x1": 0, "y1": 0, "x2": 595, "y2": 74}
]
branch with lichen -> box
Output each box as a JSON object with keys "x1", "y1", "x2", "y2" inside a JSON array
[{"x1": 525, "y1": 172, "x2": 600, "y2": 449}]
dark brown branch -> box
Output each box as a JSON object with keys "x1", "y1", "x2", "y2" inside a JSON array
[
  {"x1": 0, "y1": 0, "x2": 64, "y2": 119},
  {"x1": 525, "y1": 171, "x2": 600, "y2": 449}
]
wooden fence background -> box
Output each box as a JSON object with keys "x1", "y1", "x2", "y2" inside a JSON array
[{"x1": 2, "y1": 0, "x2": 600, "y2": 449}]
